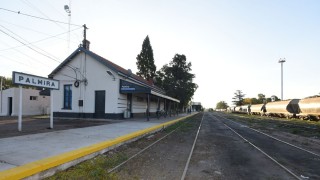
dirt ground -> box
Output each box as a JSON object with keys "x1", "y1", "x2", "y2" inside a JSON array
[
  {"x1": 47, "y1": 112, "x2": 320, "y2": 179},
  {"x1": 111, "y1": 114, "x2": 202, "y2": 179},
  {"x1": 110, "y1": 112, "x2": 320, "y2": 179},
  {"x1": 221, "y1": 113, "x2": 320, "y2": 154},
  {"x1": 0, "y1": 116, "x2": 115, "y2": 138}
]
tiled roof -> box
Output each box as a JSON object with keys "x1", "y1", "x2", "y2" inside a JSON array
[{"x1": 49, "y1": 47, "x2": 163, "y2": 92}]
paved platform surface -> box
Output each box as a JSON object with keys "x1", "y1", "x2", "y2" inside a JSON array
[{"x1": 0, "y1": 113, "x2": 194, "y2": 173}]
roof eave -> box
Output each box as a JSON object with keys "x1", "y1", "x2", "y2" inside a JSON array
[{"x1": 48, "y1": 47, "x2": 84, "y2": 78}]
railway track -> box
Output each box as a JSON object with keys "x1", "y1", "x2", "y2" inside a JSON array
[
  {"x1": 211, "y1": 112, "x2": 320, "y2": 179},
  {"x1": 108, "y1": 112, "x2": 319, "y2": 179},
  {"x1": 108, "y1": 113, "x2": 203, "y2": 179}
]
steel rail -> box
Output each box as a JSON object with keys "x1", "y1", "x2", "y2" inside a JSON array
[
  {"x1": 215, "y1": 113, "x2": 320, "y2": 157},
  {"x1": 212, "y1": 115, "x2": 301, "y2": 179},
  {"x1": 180, "y1": 113, "x2": 205, "y2": 180},
  {"x1": 107, "y1": 115, "x2": 198, "y2": 173}
]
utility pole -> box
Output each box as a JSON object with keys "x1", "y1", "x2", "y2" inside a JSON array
[{"x1": 278, "y1": 58, "x2": 286, "y2": 100}]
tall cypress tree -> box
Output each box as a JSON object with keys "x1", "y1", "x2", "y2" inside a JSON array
[
  {"x1": 136, "y1": 36, "x2": 156, "y2": 81},
  {"x1": 232, "y1": 90, "x2": 245, "y2": 106}
]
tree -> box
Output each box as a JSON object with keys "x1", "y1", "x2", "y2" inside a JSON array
[
  {"x1": 0, "y1": 76, "x2": 16, "y2": 90},
  {"x1": 136, "y1": 36, "x2": 156, "y2": 81},
  {"x1": 232, "y1": 90, "x2": 245, "y2": 106},
  {"x1": 267, "y1": 95, "x2": 280, "y2": 102},
  {"x1": 257, "y1": 93, "x2": 266, "y2": 103},
  {"x1": 155, "y1": 54, "x2": 198, "y2": 110},
  {"x1": 243, "y1": 98, "x2": 252, "y2": 105},
  {"x1": 216, "y1": 101, "x2": 228, "y2": 109},
  {"x1": 250, "y1": 98, "x2": 260, "y2": 104}
]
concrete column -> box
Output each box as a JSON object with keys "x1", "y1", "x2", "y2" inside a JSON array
[
  {"x1": 18, "y1": 86, "x2": 22, "y2": 131},
  {"x1": 50, "y1": 90, "x2": 53, "y2": 129}
]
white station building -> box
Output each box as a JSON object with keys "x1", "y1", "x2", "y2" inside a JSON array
[
  {"x1": 0, "y1": 88, "x2": 50, "y2": 116},
  {"x1": 49, "y1": 42, "x2": 180, "y2": 119}
]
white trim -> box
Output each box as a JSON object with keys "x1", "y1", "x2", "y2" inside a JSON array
[{"x1": 151, "y1": 90, "x2": 180, "y2": 103}]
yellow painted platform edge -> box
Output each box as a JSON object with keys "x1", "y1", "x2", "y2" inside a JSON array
[{"x1": 0, "y1": 113, "x2": 196, "y2": 180}]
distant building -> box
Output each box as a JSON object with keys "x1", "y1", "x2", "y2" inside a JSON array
[
  {"x1": 0, "y1": 88, "x2": 50, "y2": 116},
  {"x1": 191, "y1": 102, "x2": 202, "y2": 112},
  {"x1": 49, "y1": 44, "x2": 179, "y2": 119}
]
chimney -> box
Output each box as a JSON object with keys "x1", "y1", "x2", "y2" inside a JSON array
[{"x1": 82, "y1": 39, "x2": 90, "y2": 50}]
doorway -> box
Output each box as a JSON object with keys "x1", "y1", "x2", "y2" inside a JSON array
[
  {"x1": 94, "y1": 91, "x2": 105, "y2": 118},
  {"x1": 8, "y1": 97, "x2": 12, "y2": 116}
]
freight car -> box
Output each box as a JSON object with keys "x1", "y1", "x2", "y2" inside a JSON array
[
  {"x1": 264, "y1": 99, "x2": 300, "y2": 118},
  {"x1": 231, "y1": 97, "x2": 320, "y2": 120},
  {"x1": 250, "y1": 104, "x2": 265, "y2": 115},
  {"x1": 297, "y1": 97, "x2": 320, "y2": 120}
]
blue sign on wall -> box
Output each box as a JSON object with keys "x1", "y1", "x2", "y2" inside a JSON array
[{"x1": 120, "y1": 80, "x2": 150, "y2": 93}]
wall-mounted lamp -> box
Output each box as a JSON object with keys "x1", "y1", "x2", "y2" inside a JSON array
[{"x1": 106, "y1": 70, "x2": 115, "y2": 81}]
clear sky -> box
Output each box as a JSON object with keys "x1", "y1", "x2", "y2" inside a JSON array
[{"x1": 1, "y1": 0, "x2": 320, "y2": 108}]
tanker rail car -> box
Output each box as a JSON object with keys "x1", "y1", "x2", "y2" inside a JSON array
[
  {"x1": 298, "y1": 97, "x2": 320, "y2": 120},
  {"x1": 265, "y1": 99, "x2": 300, "y2": 118},
  {"x1": 230, "y1": 97, "x2": 320, "y2": 120}
]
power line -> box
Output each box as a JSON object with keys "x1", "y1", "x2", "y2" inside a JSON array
[
  {"x1": 0, "y1": 26, "x2": 82, "y2": 52},
  {"x1": 21, "y1": 0, "x2": 69, "y2": 32},
  {"x1": 43, "y1": 1, "x2": 68, "y2": 19},
  {"x1": 14, "y1": 1, "x2": 82, "y2": 45},
  {"x1": 0, "y1": 19, "x2": 64, "y2": 38},
  {"x1": 0, "y1": 26, "x2": 83, "y2": 80},
  {"x1": 0, "y1": 24, "x2": 87, "y2": 81},
  {"x1": 0, "y1": 18, "x2": 82, "y2": 48},
  {"x1": 0, "y1": 7, "x2": 82, "y2": 27},
  {"x1": 0, "y1": 26, "x2": 61, "y2": 63},
  {"x1": 0, "y1": 39, "x2": 48, "y2": 67},
  {"x1": 0, "y1": 54, "x2": 32, "y2": 67},
  {"x1": 44, "y1": 0, "x2": 83, "y2": 46}
]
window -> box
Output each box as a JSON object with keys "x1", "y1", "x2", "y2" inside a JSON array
[
  {"x1": 63, "y1": 85, "x2": 72, "y2": 109},
  {"x1": 30, "y1": 96, "x2": 38, "y2": 100}
]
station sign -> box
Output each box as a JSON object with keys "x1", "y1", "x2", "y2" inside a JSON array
[
  {"x1": 120, "y1": 80, "x2": 150, "y2": 93},
  {"x1": 13, "y1": 71, "x2": 59, "y2": 90}
]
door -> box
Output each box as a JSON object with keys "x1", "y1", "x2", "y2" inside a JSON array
[
  {"x1": 8, "y1": 97, "x2": 12, "y2": 116},
  {"x1": 94, "y1": 91, "x2": 105, "y2": 118}
]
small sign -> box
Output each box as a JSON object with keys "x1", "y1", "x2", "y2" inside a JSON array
[{"x1": 13, "y1": 71, "x2": 59, "y2": 90}]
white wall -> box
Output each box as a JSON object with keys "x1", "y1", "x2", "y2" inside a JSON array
[
  {"x1": 51, "y1": 51, "x2": 174, "y2": 117},
  {"x1": 130, "y1": 94, "x2": 165, "y2": 113},
  {"x1": 52, "y1": 52, "x2": 119, "y2": 114},
  {"x1": 0, "y1": 88, "x2": 50, "y2": 116},
  {"x1": 0, "y1": 88, "x2": 13, "y2": 116},
  {"x1": 131, "y1": 94, "x2": 147, "y2": 113},
  {"x1": 118, "y1": 93, "x2": 128, "y2": 113}
]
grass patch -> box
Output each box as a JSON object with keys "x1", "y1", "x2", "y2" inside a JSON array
[
  {"x1": 32, "y1": 115, "x2": 50, "y2": 119},
  {"x1": 163, "y1": 114, "x2": 200, "y2": 133},
  {"x1": 163, "y1": 120, "x2": 184, "y2": 133},
  {"x1": 46, "y1": 152, "x2": 127, "y2": 179}
]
